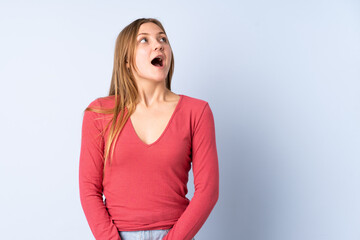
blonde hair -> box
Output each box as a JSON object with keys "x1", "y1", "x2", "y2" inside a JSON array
[{"x1": 84, "y1": 18, "x2": 175, "y2": 180}]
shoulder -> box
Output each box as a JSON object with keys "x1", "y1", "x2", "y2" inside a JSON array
[
  {"x1": 180, "y1": 95, "x2": 216, "y2": 138},
  {"x1": 180, "y1": 94, "x2": 210, "y2": 114},
  {"x1": 86, "y1": 95, "x2": 116, "y2": 109},
  {"x1": 180, "y1": 94, "x2": 214, "y2": 128},
  {"x1": 83, "y1": 96, "x2": 117, "y2": 128},
  {"x1": 181, "y1": 94, "x2": 211, "y2": 117}
]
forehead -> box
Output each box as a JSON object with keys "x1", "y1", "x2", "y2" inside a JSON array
[{"x1": 138, "y1": 22, "x2": 164, "y2": 35}]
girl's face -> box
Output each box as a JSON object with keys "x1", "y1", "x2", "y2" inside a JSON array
[{"x1": 131, "y1": 22, "x2": 172, "y2": 83}]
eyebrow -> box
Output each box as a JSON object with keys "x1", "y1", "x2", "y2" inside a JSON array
[{"x1": 137, "y1": 31, "x2": 166, "y2": 36}]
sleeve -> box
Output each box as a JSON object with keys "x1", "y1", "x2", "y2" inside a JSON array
[
  {"x1": 163, "y1": 102, "x2": 220, "y2": 240},
  {"x1": 79, "y1": 99, "x2": 122, "y2": 240}
]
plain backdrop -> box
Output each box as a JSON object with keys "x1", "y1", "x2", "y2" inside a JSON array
[{"x1": 0, "y1": 0, "x2": 359, "y2": 239}]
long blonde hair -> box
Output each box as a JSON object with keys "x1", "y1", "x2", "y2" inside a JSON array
[{"x1": 84, "y1": 18, "x2": 175, "y2": 180}]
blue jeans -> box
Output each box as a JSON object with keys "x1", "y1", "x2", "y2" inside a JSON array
[{"x1": 118, "y1": 228, "x2": 195, "y2": 240}]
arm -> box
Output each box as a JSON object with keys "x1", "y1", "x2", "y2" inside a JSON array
[
  {"x1": 163, "y1": 103, "x2": 220, "y2": 240},
  {"x1": 79, "y1": 99, "x2": 121, "y2": 240}
]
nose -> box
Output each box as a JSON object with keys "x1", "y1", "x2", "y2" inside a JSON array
[{"x1": 154, "y1": 41, "x2": 163, "y2": 51}]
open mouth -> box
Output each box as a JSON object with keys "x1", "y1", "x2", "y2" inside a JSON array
[{"x1": 151, "y1": 57, "x2": 163, "y2": 67}]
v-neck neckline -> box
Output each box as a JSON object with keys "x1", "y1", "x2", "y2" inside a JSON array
[{"x1": 129, "y1": 94, "x2": 184, "y2": 148}]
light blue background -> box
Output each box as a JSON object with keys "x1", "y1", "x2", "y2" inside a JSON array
[{"x1": 0, "y1": 0, "x2": 359, "y2": 239}]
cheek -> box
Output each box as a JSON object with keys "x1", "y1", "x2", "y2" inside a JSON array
[
  {"x1": 135, "y1": 48, "x2": 148, "y2": 62},
  {"x1": 165, "y1": 47, "x2": 172, "y2": 62}
]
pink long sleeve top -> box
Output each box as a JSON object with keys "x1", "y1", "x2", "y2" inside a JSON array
[{"x1": 79, "y1": 94, "x2": 219, "y2": 240}]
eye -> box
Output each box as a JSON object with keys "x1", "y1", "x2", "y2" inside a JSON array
[
  {"x1": 140, "y1": 37, "x2": 147, "y2": 43},
  {"x1": 160, "y1": 37, "x2": 167, "y2": 42}
]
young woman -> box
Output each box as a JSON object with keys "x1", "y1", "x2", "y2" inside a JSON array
[{"x1": 79, "y1": 18, "x2": 219, "y2": 240}]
